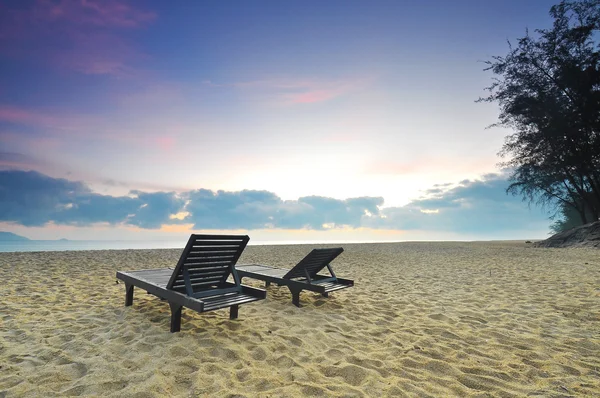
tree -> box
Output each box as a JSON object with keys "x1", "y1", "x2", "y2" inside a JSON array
[
  {"x1": 480, "y1": 0, "x2": 600, "y2": 228},
  {"x1": 550, "y1": 199, "x2": 596, "y2": 233}
]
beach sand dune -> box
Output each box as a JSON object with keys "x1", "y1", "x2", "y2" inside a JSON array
[{"x1": 1, "y1": 242, "x2": 599, "y2": 397}]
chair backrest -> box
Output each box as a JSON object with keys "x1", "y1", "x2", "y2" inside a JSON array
[
  {"x1": 283, "y1": 248, "x2": 343, "y2": 280},
  {"x1": 167, "y1": 234, "x2": 249, "y2": 297}
]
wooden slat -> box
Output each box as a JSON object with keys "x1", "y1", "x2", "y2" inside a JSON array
[
  {"x1": 184, "y1": 259, "x2": 233, "y2": 266},
  {"x1": 127, "y1": 270, "x2": 172, "y2": 277},
  {"x1": 246, "y1": 268, "x2": 287, "y2": 277},
  {"x1": 172, "y1": 277, "x2": 224, "y2": 288},
  {"x1": 186, "y1": 253, "x2": 236, "y2": 260},
  {"x1": 133, "y1": 269, "x2": 173, "y2": 275},
  {"x1": 187, "y1": 252, "x2": 236, "y2": 257},
  {"x1": 184, "y1": 269, "x2": 229, "y2": 276},
  {"x1": 323, "y1": 284, "x2": 351, "y2": 293},
  {"x1": 186, "y1": 281, "x2": 222, "y2": 289},
  {"x1": 173, "y1": 273, "x2": 224, "y2": 282},
  {"x1": 184, "y1": 270, "x2": 230, "y2": 279},
  {"x1": 188, "y1": 247, "x2": 239, "y2": 253},
  {"x1": 184, "y1": 265, "x2": 230, "y2": 272},
  {"x1": 202, "y1": 292, "x2": 245, "y2": 304},
  {"x1": 192, "y1": 286, "x2": 240, "y2": 298},
  {"x1": 191, "y1": 240, "x2": 245, "y2": 246},
  {"x1": 186, "y1": 265, "x2": 232, "y2": 272},
  {"x1": 134, "y1": 272, "x2": 172, "y2": 281},
  {"x1": 283, "y1": 248, "x2": 343, "y2": 279},
  {"x1": 202, "y1": 293, "x2": 260, "y2": 311},
  {"x1": 185, "y1": 265, "x2": 229, "y2": 271},
  {"x1": 166, "y1": 234, "x2": 249, "y2": 295},
  {"x1": 237, "y1": 264, "x2": 273, "y2": 272},
  {"x1": 170, "y1": 282, "x2": 228, "y2": 291},
  {"x1": 172, "y1": 271, "x2": 226, "y2": 282},
  {"x1": 186, "y1": 269, "x2": 228, "y2": 278},
  {"x1": 204, "y1": 297, "x2": 259, "y2": 311},
  {"x1": 191, "y1": 234, "x2": 246, "y2": 239},
  {"x1": 124, "y1": 269, "x2": 172, "y2": 286}
]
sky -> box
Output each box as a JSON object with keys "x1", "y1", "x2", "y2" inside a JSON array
[{"x1": 0, "y1": 0, "x2": 559, "y2": 242}]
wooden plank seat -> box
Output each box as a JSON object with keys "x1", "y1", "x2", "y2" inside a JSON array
[
  {"x1": 237, "y1": 248, "x2": 353, "y2": 307},
  {"x1": 116, "y1": 234, "x2": 266, "y2": 332}
]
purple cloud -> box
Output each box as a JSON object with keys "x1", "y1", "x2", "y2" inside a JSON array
[{"x1": 0, "y1": 0, "x2": 156, "y2": 76}]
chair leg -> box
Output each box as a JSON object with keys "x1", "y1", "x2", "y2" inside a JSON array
[
  {"x1": 125, "y1": 284, "x2": 134, "y2": 306},
  {"x1": 289, "y1": 287, "x2": 302, "y2": 308},
  {"x1": 169, "y1": 302, "x2": 182, "y2": 333},
  {"x1": 322, "y1": 292, "x2": 329, "y2": 298},
  {"x1": 265, "y1": 281, "x2": 271, "y2": 288},
  {"x1": 230, "y1": 305, "x2": 239, "y2": 320}
]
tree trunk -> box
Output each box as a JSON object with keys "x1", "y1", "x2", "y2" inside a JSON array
[{"x1": 578, "y1": 208, "x2": 588, "y2": 224}]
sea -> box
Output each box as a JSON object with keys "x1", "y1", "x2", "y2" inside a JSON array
[
  {"x1": 0, "y1": 239, "x2": 347, "y2": 253},
  {"x1": 0, "y1": 240, "x2": 186, "y2": 253}
]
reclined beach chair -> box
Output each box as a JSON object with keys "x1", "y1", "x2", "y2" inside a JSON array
[
  {"x1": 237, "y1": 248, "x2": 353, "y2": 307},
  {"x1": 116, "y1": 234, "x2": 266, "y2": 332}
]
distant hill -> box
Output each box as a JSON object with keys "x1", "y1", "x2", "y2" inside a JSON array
[
  {"x1": 0, "y1": 232, "x2": 30, "y2": 241},
  {"x1": 533, "y1": 220, "x2": 600, "y2": 248}
]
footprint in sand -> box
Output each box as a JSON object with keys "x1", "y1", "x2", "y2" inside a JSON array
[
  {"x1": 250, "y1": 346, "x2": 267, "y2": 361},
  {"x1": 320, "y1": 364, "x2": 369, "y2": 386}
]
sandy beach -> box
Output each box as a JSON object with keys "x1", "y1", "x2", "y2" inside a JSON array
[{"x1": 1, "y1": 241, "x2": 599, "y2": 397}]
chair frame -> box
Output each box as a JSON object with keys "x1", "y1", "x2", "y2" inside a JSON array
[
  {"x1": 237, "y1": 248, "x2": 353, "y2": 307},
  {"x1": 116, "y1": 234, "x2": 266, "y2": 332}
]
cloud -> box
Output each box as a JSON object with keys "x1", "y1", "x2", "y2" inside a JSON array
[
  {"x1": 206, "y1": 77, "x2": 372, "y2": 105},
  {"x1": 52, "y1": 31, "x2": 144, "y2": 76},
  {"x1": 37, "y1": 0, "x2": 156, "y2": 28},
  {"x1": 0, "y1": 105, "x2": 98, "y2": 131},
  {"x1": 183, "y1": 190, "x2": 384, "y2": 230},
  {"x1": 0, "y1": 105, "x2": 171, "y2": 148},
  {"x1": 0, "y1": 170, "x2": 179, "y2": 228},
  {"x1": 0, "y1": 170, "x2": 549, "y2": 235},
  {"x1": 0, "y1": 152, "x2": 194, "y2": 196},
  {"x1": 185, "y1": 189, "x2": 282, "y2": 229},
  {"x1": 365, "y1": 173, "x2": 549, "y2": 233},
  {"x1": 0, "y1": 170, "x2": 91, "y2": 227},
  {"x1": 0, "y1": 171, "x2": 387, "y2": 230},
  {"x1": 0, "y1": 106, "x2": 57, "y2": 126},
  {"x1": 291, "y1": 196, "x2": 384, "y2": 229},
  {"x1": 0, "y1": 152, "x2": 43, "y2": 171},
  {"x1": 52, "y1": 193, "x2": 141, "y2": 226},
  {"x1": 128, "y1": 190, "x2": 186, "y2": 229},
  {"x1": 0, "y1": 0, "x2": 156, "y2": 76}
]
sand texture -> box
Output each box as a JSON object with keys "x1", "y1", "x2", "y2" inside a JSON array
[{"x1": 1, "y1": 242, "x2": 599, "y2": 397}]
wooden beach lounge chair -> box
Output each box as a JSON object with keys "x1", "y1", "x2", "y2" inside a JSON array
[
  {"x1": 237, "y1": 248, "x2": 353, "y2": 307},
  {"x1": 116, "y1": 234, "x2": 266, "y2": 332}
]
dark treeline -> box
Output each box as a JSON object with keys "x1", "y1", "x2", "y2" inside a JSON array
[{"x1": 480, "y1": 0, "x2": 600, "y2": 233}]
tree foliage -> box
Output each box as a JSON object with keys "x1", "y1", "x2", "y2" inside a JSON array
[
  {"x1": 480, "y1": 0, "x2": 600, "y2": 228},
  {"x1": 550, "y1": 199, "x2": 596, "y2": 233}
]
